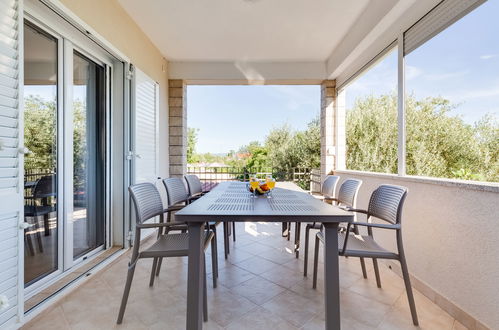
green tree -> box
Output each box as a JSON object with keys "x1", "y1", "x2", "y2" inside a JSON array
[
  {"x1": 187, "y1": 127, "x2": 199, "y2": 164},
  {"x1": 346, "y1": 94, "x2": 498, "y2": 182}
]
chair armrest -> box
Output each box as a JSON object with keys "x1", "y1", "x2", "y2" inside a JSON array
[
  {"x1": 346, "y1": 208, "x2": 369, "y2": 215},
  {"x1": 164, "y1": 205, "x2": 184, "y2": 213},
  {"x1": 354, "y1": 222, "x2": 400, "y2": 230},
  {"x1": 137, "y1": 222, "x2": 178, "y2": 229}
]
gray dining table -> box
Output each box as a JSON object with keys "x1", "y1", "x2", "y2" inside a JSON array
[{"x1": 175, "y1": 181, "x2": 354, "y2": 330}]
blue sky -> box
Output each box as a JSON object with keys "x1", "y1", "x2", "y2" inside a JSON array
[{"x1": 187, "y1": 85, "x2": 320, "y2": 153}]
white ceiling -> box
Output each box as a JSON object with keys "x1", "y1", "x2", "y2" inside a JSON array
[{"x1": 117, "y1": 0, "x2": 371, "y2": 62}]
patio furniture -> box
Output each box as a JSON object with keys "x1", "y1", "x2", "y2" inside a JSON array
[
  {"x1": 117, "y1": 182, "x2": 217, "y2": 324},
  {"x1": 312, "y1": 184, "x2": 419, "y2": 326},
  {"x1": 294, "y1": 175, "x2": 340, "y2": 259},
  {"x1": 303, "y1": 178, "x2": 363, "y2": 277},
  {"x1": 176, "y1": 181, "x2": 353, "y2": 330},
  {"x1": 162, "y1": 177, "x2": 218, "y2": 279},
  {"x1": 185, "y1": 174, "x2": 235, "y2": 258},
  {"x1": 24, "y1": 174, "x2": 57, "y2": 244}
]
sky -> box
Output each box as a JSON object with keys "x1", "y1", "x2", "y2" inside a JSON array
[{"x1": 187, "y1": 85, "x2": 320, "y2": 154}]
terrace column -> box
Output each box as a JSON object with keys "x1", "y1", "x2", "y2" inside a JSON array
[
  {"x1": 320, "y1": 80, "x2": 336, "y2": 180},
  {"x1": 169, "y1": 79, "x2": 187, "y2": 177}
]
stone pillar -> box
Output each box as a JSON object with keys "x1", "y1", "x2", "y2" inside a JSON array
[
  {"x1": 168, "y1": 79, "x2": 187, "y2": 178},
  {"x1": 320, "y1": 80, "x2": 336, "y2": 180}
]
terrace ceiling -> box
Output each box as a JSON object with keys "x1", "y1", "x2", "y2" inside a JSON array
[{"x1": 117, "y1": 0, "x2": 441, "y2": 82}]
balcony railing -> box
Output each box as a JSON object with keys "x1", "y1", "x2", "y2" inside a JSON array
[{"x1": 187, "y1": 166, "x2": 321, "y2": 191}]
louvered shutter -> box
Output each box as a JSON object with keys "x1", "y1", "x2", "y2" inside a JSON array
[
  {"x1": 134, "y1": 69, "x2": 158, "y2": 184},
  {"x1": 404, "y1": 0, "x2": 486, "y2": 55},
  {"x1": 0, "y1": 0, "x2": 22, "y2": 327}
]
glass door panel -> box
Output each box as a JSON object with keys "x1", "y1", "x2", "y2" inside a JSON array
[
  {"x1": 72, "y1": 51, "x2": 106, "y2": 259},
  {"x1": 23, "y1": 22, "x2": 59, "y2": 286}
]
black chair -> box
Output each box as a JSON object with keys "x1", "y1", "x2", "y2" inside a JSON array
[
  {"x1": 303, "y1": 178, "x2": 363, "y2": 277},
  {"x1": 24, "y1": 174, "x2": 57, "y2": 237},
  {"x1": 117, "y1": 182, "x2": 217, "y2": 324},
  {"x1": 24, "y1": 175, "x2": 57, "y2": 255},
  {"x1": 312, "y1": 184, "x2": 419, "y2": 326}
]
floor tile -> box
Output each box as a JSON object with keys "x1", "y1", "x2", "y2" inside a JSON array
[
  {"x1": 261, "y1": 290, "x2": 320, "y2": 328},
  {"x1": 229, "y1": 276, "x2": 285, "y2": 305}
]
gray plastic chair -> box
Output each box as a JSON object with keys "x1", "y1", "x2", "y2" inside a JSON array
[
  {"x1": 312, "y1": 184, "x2": 419, "y2": 326},
  {"x1": 293, "y1": 175, "x2": 340, "y2": 258},
  {"x1": 303, "y1": 178, "x2": 363, "y2": 277},
  {"x1": 185, "y1": 174, "x2": 235, "y2": 258},
  {"x1": 117, "y1": 182, "x2": 216, "y2": 324},
  {"x1": 161, "y1": 178, "x2": 219, "y2": 279}
]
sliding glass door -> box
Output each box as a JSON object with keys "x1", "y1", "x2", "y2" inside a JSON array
[
  {"x1": 23, "y1": 18, "x2": 111, "y2": 289},
  {"x1": 23, "y1": 22, "x2": 60, "y2": 286},
  {"x1": 72, "y1": 52, "x2": 106, "y2": 259}
]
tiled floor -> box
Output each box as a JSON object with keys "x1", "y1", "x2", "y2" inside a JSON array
[{"x1": 23, "y1": 222, "x2": 465, "y2": 329}]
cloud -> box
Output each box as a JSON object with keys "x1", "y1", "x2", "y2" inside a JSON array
[{"x1": 480, "y1": 54, "x2": 498, "y2": 60}]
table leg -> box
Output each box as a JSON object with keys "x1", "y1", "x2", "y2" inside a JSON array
[
  {"x1": 187, "y1": 222, "x2": 205, "y2": 330},
  {"x1": 323, "y1": 223, "x2": 341, "y2": 330},
  {"x1": 223, "y1": 222, "x2": 229, "y2": 259}
]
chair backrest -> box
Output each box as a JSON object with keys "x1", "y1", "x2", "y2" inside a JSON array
[
  {"x1": 162, "y1": 177, "x2": 190, "y2": 207},
  {"x1": 184, "y1": 174, "x2": 203, "y2": 197},
  {"x1": 33, "y1": 175, "x2": 56, "y2": 199},
  {"x1": 337, "y1": 179, "x2": 362, "y2": 207},
  {"x1": 129, "y1": 182, "x2": 164, "y2": 224},
  {"x1": 368, "y1": 184, "x2": 408, "y2": 224},
  {"x1": 321, "y1": 175, "x2": 339, "y2": 198}
]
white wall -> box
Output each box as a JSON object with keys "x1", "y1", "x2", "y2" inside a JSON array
[{"x1": 335, "y1": 170, "x2": 499, "y2": 329}]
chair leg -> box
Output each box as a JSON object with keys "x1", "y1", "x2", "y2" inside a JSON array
[
  {"x1": 294, "y1": 222, "x2": 301, "y2": 258},
  {"x1": 117, "y1": 262, "x2": 137, "y2": 324},
  {"x1": 232, "y1": 222, "x2": 236, "y2": 242},
  {"x1": 43, "y1": 214, "x2": 50, "y2": 236},
  {"x1": 312, "y1": 235, "x2": 320, "y2": 289},
  {"x1": 372, "y1": 258, "x2": 382, "y2": 288},
  {"x1": 282, "y1": 222, "x2": 288, "y2": 237},
  {"x1": 203, "y1": 257, "x2": 208, "y2": 322},
  {"x1": 287, "y1": 222, "x2": 291, "y2": 241},
  {"x1": 155, "y1": 257, "x2": 163, "y2": 277},
  {"x1": 400, "y1": 258, "x2": 419, "y2": 326},
  {"x1": 211, "y1": 230, "x2": 218, "y2": 288},
  {"x1": 359, "y1": 257, "x2": 368, "y2": 279},
  {"x1": 25, "y1": 229, "x2": 35, "y2": 256},
  {"x1": 149, "y1": 257, "x2": 158, "y2": 287},
  {"x1": 303, "y1": 225, "x2": 311, "y2": 277},
  {"x1": 213, "y1": 227, "x2": 219, "y2": 279}
]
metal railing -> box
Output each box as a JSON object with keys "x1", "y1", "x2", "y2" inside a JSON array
[{"x1": 186, "y1": 166, "x2": 320, "y2": 190}]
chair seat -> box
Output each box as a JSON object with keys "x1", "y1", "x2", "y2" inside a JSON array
[
  {"x1": 24, "y1": 205, "x2": 56, "y2": 217},
  {"x1": 140, "y1": 231, "x2": 213, "y2": 258},
  {"x1": 317, "y1": 231, "x2": 398, "y2": 259},
  {"x1": 140, "y1": 233, "x2": 190, "y2": 258}
]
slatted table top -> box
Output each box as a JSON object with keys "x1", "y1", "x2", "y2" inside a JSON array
[{"x1": 175, "y1": 181, "x2": 353, "y2": 223}]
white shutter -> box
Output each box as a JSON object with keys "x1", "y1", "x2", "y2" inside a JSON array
[
  {"x1": 404, "y1": 0, "x2": 485, "y2": 55},
  {"x1": 134, "y1": 69, "x2": 158, "y2": 183},
  {"x1": 0, "y1": 0, "x2": 22, "y2": 327}
]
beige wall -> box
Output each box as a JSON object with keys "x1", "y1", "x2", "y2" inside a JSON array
[
  {"x1": 335, "y1": 170, "x2": 499, "y2": 329},
  {"x1": 58, "y1": 0, "x2": 169, "y2": 178}
]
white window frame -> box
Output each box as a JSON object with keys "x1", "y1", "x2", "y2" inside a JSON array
[{"x1": 22, "y1": 0, "x2": 122, "y2": 300}]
